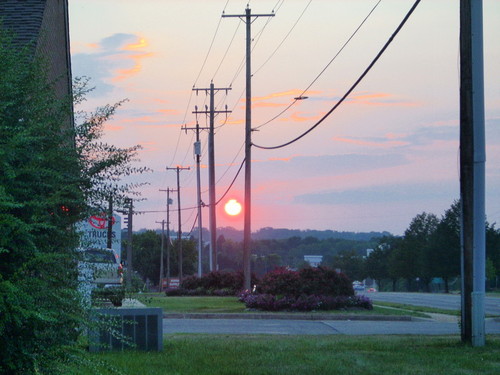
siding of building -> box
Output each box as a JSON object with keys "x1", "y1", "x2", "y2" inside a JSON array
[{"x1": 0, "y1": 0, "x2": 72, "y2": 102}]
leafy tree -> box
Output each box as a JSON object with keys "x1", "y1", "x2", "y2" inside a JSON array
[
  {"x1": 132, "y1": 230, "x2": 162, "y2": 285},
  {"x1": 486, "y1": 222, "x2": 500, "y2": 285},
  {"x1": 170, "y1": 238, "x2": 198, "y2": 278},
  {"x1": 400, "y1": 212, "x2": 438, "y2": 291},
  {"x1": 384, "y1": 236, "x2": 405, "y2": 291},
  {"x1": 73, "y1": 77, "x2": 151, "y2": 213},
  {"x1": 326, "y1": 249, "x2": 365, "y2": 282},
  {"x1": 429, "y1": 201, "x2": 461, "y2": 293},
  {"x1": 365, "y1": 246, "x2": 390, "y2": 291},
  {"x1": 0, "y1": 28, "x2": 85, "y2": 374},
  {"x1": 130, "y1": 231, "x2": 198, "y2": 285},
  {"x1": 218, "y1": 238, "x2": 243, "y2": 272},
  {"x1": 0, "y1": 27, "x2": 149, "y2": 374}
]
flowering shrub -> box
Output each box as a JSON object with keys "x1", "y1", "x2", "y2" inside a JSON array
[
  {"x1": 238, "y1": 266, "x2": 370, "y2": 312},
  {"x1": 298, "y1": 267, "x2": 354, "y2": 297},
  {"x1": 238, "y1": 291, "x2": 373, "y2": 312},
  {"x1": 180, "y1": 275, "x2": 204, "y2": 290},
  {"x1": 258, "y1": 266, "x2": 354, "y2": 298},
  {"x1": 258, "y1": 267, "x2": 301, "y2": 296},
  {"x1": 167, "y1": 271, "x2": 259, "y2": 296}
]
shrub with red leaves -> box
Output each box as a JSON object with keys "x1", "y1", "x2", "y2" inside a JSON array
[{"x1": 258, "y1": 266, "x2": 354, "y2": 298}]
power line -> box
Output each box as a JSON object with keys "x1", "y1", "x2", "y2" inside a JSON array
[
  {"x1": 193, "y1": 1, "x2": 228, "y2": 86},
  {"x1": 253, "y1": 0, "x2": 421, "y2": 150},
  {"x1": 212, "y1": 21, "x2": 242, "y2": 81},
  {"x1": 253, "y1": 0, "x2": 313, "y2": 76},
  {"x1": 170, "y1": 0, "x2": 230, "y2": 168},
  {"x1": 214, "y1": 157, "x2": 245, "y2": 206},
  {"x1": 138, "y1": 157, "x2": 246, "y2": 214},
  {"x1": 253, "y1": 0, "x2": 382, "y2": 131}
]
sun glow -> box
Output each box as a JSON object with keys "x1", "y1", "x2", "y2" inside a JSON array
[{"x1": 224, "y1": 199, "x2": 242, "y2": 216}]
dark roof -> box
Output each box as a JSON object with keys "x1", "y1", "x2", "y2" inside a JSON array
[{"x1": 0, "y1": 0, "x2": 47, "y2": 48}]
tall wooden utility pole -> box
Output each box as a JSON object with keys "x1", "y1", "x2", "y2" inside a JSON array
[
  {"x1": 106, "y1": 195, "x2": 113, "y2": 249},
  {"x1": 192, "y1": 83, "x2": 231, "y2": 271},
  {"x1": 223, "y1": 7, "x2": 274, "y2": 289},
  {"x1": 166, "y1": 166, "x2": 190, "y2": 281},
  {"x1": 460, "y1": 0, "x2": 486, "y2": 347},
  {"x1": 183, "y1": 122, "x2": 209, "y2": 276},
  {"x1": 124, "y1": 198, "x2": 133, "y2": 289},
  {"x1": 156, "y1": 219, "x2": 166, "y2": 291},
  {"x1": 160, "y1": 188, "x2": 176, "y2": 287}
]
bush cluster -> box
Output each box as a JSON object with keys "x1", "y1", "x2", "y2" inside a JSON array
[
  {"x1": 164, "y1": 267, "x2": 370, "y2": 312},
  {"x1": 91, "y1": 287, "x2": 125, "y2": 307},
  {"x1": 239, "y1": 291, "x2": 372, "y2": 312},
  {"x1": 258, "y1": 266, "x2": 354, "y2": 297},
  {"x1": 165, "y1": 271, "x2": 258, "y2": 296},
  {"x1": 240, "y1": 266, "x2": 369, "y2": 312}
]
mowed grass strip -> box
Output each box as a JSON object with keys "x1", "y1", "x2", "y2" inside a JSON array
[
  {"x1": 138, "y1": 295, "x2": 427, "y2": 317},
  {"x1": 75, "y1": 335, "x2": 500, "y2": 375},
  {"x1": 142, "y1": 296, "x2": 246, "y2": 313}
]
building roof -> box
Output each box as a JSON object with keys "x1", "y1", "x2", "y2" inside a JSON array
[
  {"x1": 0, "y1": 0, "x2": 47, "y2": 49},
  {"x1": 1, "y1": 0, "x2": 74, "y2": 127}
]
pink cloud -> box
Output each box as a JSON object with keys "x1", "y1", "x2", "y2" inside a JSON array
[
  {"x1": 252, "y1": 102, "x2": 287, "y2": 108},
  {"x1": 280, "y1": 111, "x2": 324, "y2": 123},
  {"x1": 349, "y1": 91, "x2": 420, "y2": 107},
  {"x1": 158, "y1": 109, "x2": 179, "y2": 115},
  {"x1": 333, "y1": 136, "x2": 409, "y2": 148}
]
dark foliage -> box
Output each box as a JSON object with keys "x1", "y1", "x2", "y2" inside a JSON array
[
  {"x1": 238, "y1": 291, "x2": 372, "y2": 312},
  {"x1": 167, "y1": 271, "x2": 259, "y2": 296},
  {"x1": 258, "y1": 266, "x2": 354, "y2": 298}
]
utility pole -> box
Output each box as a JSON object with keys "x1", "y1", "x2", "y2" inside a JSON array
[
  {"x1": 106, "y1": 195, "x2": 113, "y2": 249},
  {"x1": 192, "y1": 83, "x2": 231, "y2": 271},
  {"x1": 183, "y1": 122, "x2": 209, "y2": 276},
  {"x1": 124, "y1": 198, "x2": 133, "y2": 289},
  {"x1": 160, "y1": 188, "x2": 176, "y2": 287},
  {"x1": 223, "y1": 7, "x2": 274, "y2": 289},
  {"x1": 166, "y1": 166, "x2": 190, "y2": 281},
  {"x1": 460, "y1": 0, "x2": 486, "y2": 347},
  {"x1": 156, "y1": 219, "x2": 166, "y2": 291}
]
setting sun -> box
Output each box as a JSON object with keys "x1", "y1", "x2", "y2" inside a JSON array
[{"x1": 224, "y1": 199, "x2": 242, "y2": 216}]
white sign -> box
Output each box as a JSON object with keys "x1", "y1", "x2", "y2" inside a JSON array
[{"x1": 77, "y1": 213, "x2": 122, "y2": 260}]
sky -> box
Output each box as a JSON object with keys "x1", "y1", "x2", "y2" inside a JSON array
[{"x1": 69, "y1": 0, "x2": 500, "y2": 236}]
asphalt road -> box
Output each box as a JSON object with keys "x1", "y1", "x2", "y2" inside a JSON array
[
  {"x1": 360, "y1": 292, "x2": 500, "y2": 316},
  {"x1": 163, "y1": 317, "x2": 500, "y2": 336},
  {"x1": 162, "y1": 292, "x2": 500, "y2": 336}
]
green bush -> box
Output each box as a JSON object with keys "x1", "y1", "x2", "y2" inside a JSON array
[
  {"x1": 175, "y1": 271, "x2": 259, "y2": 296},
  {"x1": 258, "y1": 266, "x2": 354, "y2": 298},
  {"x1": 92, "y1": 287, "x2": 126, "y2": 307}
]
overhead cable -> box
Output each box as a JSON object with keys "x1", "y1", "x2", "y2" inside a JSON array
[
  {"x1": 254, "y1": 0, "x2": 382, "y2": 131},
  {"x1": 253, "y1": 0, "x2": 421, "y2": 150},
  {"x1": 140, "y1": 157, "x2": 246, "y2": 214},
  {"x1": 253, "y1": 0, "x2": 313, "y2": 76}
]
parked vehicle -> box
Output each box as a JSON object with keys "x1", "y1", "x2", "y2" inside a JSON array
[
  {"x1": 352, "y1": 281, "x2": 365, "y2": 292},
  {"x1": 78, "y1": 248, "x2": 123, "y2": 288}
]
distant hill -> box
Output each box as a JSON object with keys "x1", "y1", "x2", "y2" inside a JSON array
[
  {"x1": 217, "y1": 227, "x2": 392, "y2": 242},
  {"x1": 130, "y1": 226, "x2": 392, "y2": 242}
]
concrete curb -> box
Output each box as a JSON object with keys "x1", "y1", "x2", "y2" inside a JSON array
[{"x1": 162, "y1": 312, "x2": 415, "y2": 321}]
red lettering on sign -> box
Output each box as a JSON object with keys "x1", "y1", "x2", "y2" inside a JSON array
[{"x1": 89, "y1": 214, "x2": 116, "y2": 229}]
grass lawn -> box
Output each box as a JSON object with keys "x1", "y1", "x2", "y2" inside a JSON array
[
  {"x1": 134, "y1": 295, "x2": 428, "y2": 317},
  {"x1": 73, "y1": 335, "x2": 500, "y2": 375}
]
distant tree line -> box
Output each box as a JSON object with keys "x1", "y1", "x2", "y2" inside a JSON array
[
  {"x1": 365, "y1": 201, "x2": 500, "y2": 293},
  {"x1": 131, "y1": 201, "x2": 500, "y2": 293},
  {"x1": 128, "y1": 229, "x2": 380, "y2": 286}
]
